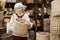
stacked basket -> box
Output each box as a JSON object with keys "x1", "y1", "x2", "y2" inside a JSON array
[
  {"x1": 50, "y1": 0, "x2": 60, "y2": 40},
  {"x1": 44, "y1": 18, "x2": 50, "y2": 32},
  {"x1": 36, "y1": 32, "x2": 50, "y2": 40},
  {"x1": 51, "y1": 0, "x2": 60, "y2": 17},
  {"x1": 0, "y1": 11, "x2": 4, "y2": 27}
]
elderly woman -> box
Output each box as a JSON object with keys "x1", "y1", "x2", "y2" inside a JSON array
[{"x1": 6, "y1": 3, "x2": 33, "y2": 40}]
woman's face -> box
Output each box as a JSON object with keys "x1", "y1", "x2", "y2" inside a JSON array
[{"x1": 16, "y1": 7, "x2": 23, "y2": 14}]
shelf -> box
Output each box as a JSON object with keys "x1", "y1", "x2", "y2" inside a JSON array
[
  {"x1": 0, "y1": 27, "x2": 6, "y2": 30},
  {"x1": 29, "y1": 15, "x2": 50, "y2": 19},
  {"x1": 5, "y1": 2, "x2": 42, "y2": 9},
  {"x1": 5, "y1": 2, "x2": 16, "y2": 8},
  {"x1": 4, "y1": 16, "x2": 11, "y2": 19},
  {"x1": 23, "y1": 2, "x2": 42, "y2": 4},
  {"x1": 29, "y1": 15, "x2": 41, "y2": 19},
  {"x1": 44, "y1": 15, "x2": 50, "y2": 18}
]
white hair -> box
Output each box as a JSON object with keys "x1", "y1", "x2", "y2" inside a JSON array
[{"x1": 14, "y1": 3, "x2": 27, "y2": 11}]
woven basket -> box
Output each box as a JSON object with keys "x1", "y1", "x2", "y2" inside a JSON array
[
  {"x1": 1, "y1": 33, "x2": 12, "y2": 40},
  {"x1": 36, "y1": 32, "x2": 50, "y2": 40},
  {"x1": 26, "y1": 0, "x2": 34, "y2": 3},
  {"x1": 4, "y1": 18, "x2": 10, "y2": 23},
  {"x1": 12, "y1": 21, "x2": 28, "y2": 36},
  {"x1": 0, "y1": 11, "x2": 4, "y2": 20},
  {"x1": 50, "y1": 17, "x2": 60, "y2": 35},
  {"x1": 51, "y1": 0, "x2": 60, "y2": 17},
  {"x1": 44, "y1": 18, "x2": 50, "y2": 32},
  {"x1": 50, "y1": 34, "x2": 60, "y2": 40},
  {"x1": 51, "y1": 0, "x2": 60, "y2": 6},
  {"x1": 51, "y1": 12, "x2": 60, "y2": 17}
]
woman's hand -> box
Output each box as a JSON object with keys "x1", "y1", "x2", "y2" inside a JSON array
[{"x1": 25, "y1": 22, "x2": 31, "y2": 27}]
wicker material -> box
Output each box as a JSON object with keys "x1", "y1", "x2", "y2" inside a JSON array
[
  {"x1": 51, "y1": 1, "x2": 60, "y2": 7},
  {"x1": 1, "y1": 33, "x2": 12, "y2": 40},
  {"x1": 29, "y1": 30, "x2": 35, "y2": 40},
  {"x1": 0, "y1": 11, "x2": 3, "y2": 20},
  {"x1": 4, "y1": 19, "x2": 10, "y2": 23},
  {"x1": 36, "y1": 32, "x2": 50, "y2": 40},
  {"x1": 26, "y1": 0, "x2": 34, "y2": 3},
  {"x1": 44, "y1": 18, "x2": 50, "y2": 32},
  {"x1": 12, "y1": 21, "x2": 28, "y2": 36},
  {"x1": 51, "y1": 0, "x2": 60, "y2": 17},
  {"x1": 50, "y1": 17, "x2": 60, "y2": 35},
  {"x1": 50, "y1": 34, "x2": 60, "y2": 40}
]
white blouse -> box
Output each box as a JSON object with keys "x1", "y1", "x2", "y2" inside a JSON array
[{"x1": 6, "y1": 13, "x2": 33, "y2": 37}]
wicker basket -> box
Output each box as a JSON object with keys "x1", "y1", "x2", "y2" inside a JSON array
[
  {"x1": 50, "y1": 34, "x2": 60, "y2": 40},
  {"x1": 50, "y1": 17, "x2": 60, "y2": 35},
  {"x1": 44, "y1": 18, "x2": 50, "y2": 32},
  {"x1": 0, "y1": 11, "x2": 4, "y2": 20},
  {"x1": 12, "y1": 21, "x2": 28, "y2": 36},
  {"x1": 1, "y1": 33, "x2": 12, "y2": 40},
  {"x1": 51, "y1": 12, "x2": 60, "y2": 17},
  {"x1": 51, "y1": 0, "x2": 60, "y2": 4},
  {"x1": 51, "y1": 0, "x2": 60, "y2": 17},
  {"x1": 26, "y1": 0, "x2": 34, "y2": 3},
  {"x1": 36, "y1": 32, "x2": 50, "y2": 40}
]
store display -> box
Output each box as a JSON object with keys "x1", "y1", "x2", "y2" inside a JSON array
[{"x1": 0, "y1": 0, "x2": 53, "y2": 40}]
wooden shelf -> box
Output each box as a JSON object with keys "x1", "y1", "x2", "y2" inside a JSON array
[
  {"x1": 29, "y1": 15, "x2": 50, "y2": 18},
  {"x1": 5, "y1": 2, "x2": 16, "y2": 8},
  {"x1": 4, "y1": 16, "x2": 11, "y2": 19},
  {"x1": 0, "y1": 27, "x2": 6, "y2": 30}
]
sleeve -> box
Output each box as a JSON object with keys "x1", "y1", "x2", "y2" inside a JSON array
[
  {"x1": 10, "y1": 14, "x2": 15, "y2": 23},
  {"x1": 6, "y1": 23, "x2": 12, "y2": 34},
  {"x1": 6, "y1": 14, "x2": 15, "y2": 34},
  {"x1": 25, "y1": 14, "x2": 33, "y2": 29}
]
